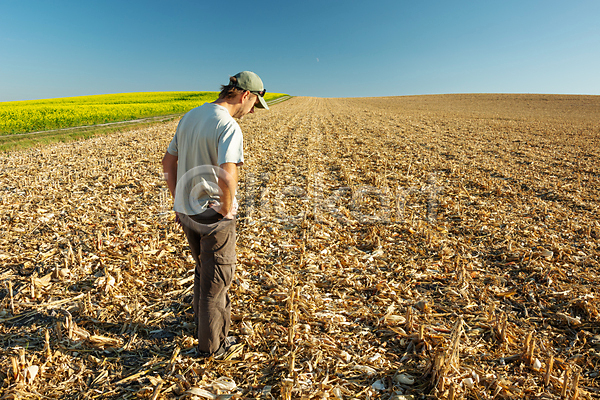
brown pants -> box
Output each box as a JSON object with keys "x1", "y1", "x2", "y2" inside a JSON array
[{"x1": 179, "y1": 209, "x2": 237, "y2": 354}]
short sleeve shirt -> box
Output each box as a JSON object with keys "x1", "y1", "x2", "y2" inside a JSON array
[{"x1": 167, "y1": 103, "x2": 243, "y2": 214}]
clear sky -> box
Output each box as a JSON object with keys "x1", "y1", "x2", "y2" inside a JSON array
[{"x1": 1, "y1": 0, "x2": 599, "y2": 101}]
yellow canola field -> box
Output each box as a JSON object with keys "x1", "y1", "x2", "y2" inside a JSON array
[{"x1": 0, "y1": 91, "x2": 286, "y2": 135}]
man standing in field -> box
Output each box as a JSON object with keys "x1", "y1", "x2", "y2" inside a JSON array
[{"x1": 162, "y1": 71, "x2": 268, "y2": 357}]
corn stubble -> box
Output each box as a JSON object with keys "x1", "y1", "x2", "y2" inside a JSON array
[{"x1": 0, "y1": 94, "x2": 599, "y2": 399}]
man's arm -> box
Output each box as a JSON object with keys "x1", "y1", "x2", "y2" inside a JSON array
[
  {"x1": 217, "y1": 162, "x2": 239, "y2": 219},
  {"x1": 162, "y1": 152, "x2": 178, "y2": 198}
]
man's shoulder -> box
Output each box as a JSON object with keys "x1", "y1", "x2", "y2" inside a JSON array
[
  {"x1": 180, "y1": 103, "x2": 223, "y2": 125},
  {"x1": 188, "y1": 103, "x2": 233, "y2": 121},
  {"x1": 185, "y1": 102, "x2": 214, "y2": 116},
  {"x1": 210, "y1": 105, "x2": 240, "y2": 131},
  {"x1": 179, "y1": 103, "x2": 239, "y2": 138}
]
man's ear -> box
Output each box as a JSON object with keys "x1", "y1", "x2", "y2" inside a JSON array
[{"x1": 240, "y1": 90, "x2": 250, "y2": 103}]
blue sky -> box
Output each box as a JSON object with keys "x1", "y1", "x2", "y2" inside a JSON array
[{"x1": 1, "y1": 0, "x2": 599, "y2": 101}]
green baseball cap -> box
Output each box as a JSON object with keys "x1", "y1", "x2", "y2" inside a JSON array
[{"x1": 233, "y1": 71, "x2": 269, "y2": 110}]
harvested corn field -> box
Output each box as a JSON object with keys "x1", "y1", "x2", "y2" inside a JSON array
[{"x1": 1, "y1": 94, "x2": 600, "y2": 399}]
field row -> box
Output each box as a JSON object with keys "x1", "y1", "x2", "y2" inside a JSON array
[{"x1": 0, "y1": 95, "x2": 599, "y2": 399}]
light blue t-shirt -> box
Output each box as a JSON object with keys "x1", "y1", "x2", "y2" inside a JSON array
[{"x1": 167, "y1": 103, "x2": 243, "y2": 214}]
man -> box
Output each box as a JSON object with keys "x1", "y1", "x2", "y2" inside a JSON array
[{"x1": 162, "y1": 71, "x2": 268, "y2": 357}]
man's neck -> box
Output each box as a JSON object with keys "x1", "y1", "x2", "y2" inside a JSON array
[{"x1": 213, "y1": 99, "x2": 239, "y2": 118}]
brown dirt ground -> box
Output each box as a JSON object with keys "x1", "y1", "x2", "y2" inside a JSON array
[{"x1": 1, "y1": 94, "x2": 599, "y2": 399}]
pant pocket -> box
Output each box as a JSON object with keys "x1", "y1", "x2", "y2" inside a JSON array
[
  {"x1": 214, "y1": 253, "x2": 236, "y2": 265},
  {"x1": 213, "y1": 255, "x2": 236, "y2": 287}
]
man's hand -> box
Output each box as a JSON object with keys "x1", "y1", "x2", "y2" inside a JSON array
[{"x1": 209, "y1": 197, "x2": 238, "y2": 220}]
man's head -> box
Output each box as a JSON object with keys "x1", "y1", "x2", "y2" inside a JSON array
[{"x1": 219, "y1": 71, "x2": 269, "y2": 110}]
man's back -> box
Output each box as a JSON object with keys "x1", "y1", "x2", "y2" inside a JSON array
[{"x1": 167, "y1": 103, "x2": 244, "y2": 214}]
